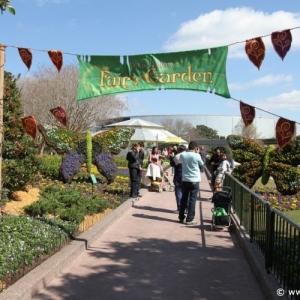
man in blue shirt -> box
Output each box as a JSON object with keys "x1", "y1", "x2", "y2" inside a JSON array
[{"x1": 179, "y1": 141, "x2": 204, "y2": 225}]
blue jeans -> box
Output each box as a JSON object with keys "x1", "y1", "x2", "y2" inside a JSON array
[
  {"x1": 175, "y1": 185, "x2": 190, "y2": 211},
  {"x1": 179, "y1": 181, "x2": 199, "y2": 222},
  {"x1": 174, "y1": 185, "x2": 182, "y2": 210}
]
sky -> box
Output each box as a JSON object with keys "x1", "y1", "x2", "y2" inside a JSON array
[{"x1": 2, "y1": 0, "x2": 300, "y2": 132}]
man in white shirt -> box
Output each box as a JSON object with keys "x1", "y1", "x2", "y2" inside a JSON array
[{"x1": 179, "y1": 141, "x2": 203, "y2": 225}]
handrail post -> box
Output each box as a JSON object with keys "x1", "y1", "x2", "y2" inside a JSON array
[
  {"x1": 265, "y1": 203, "x2": 273, "y2": 273},
  {"x1": 250, "y1": 194, "x2": 254, "y2": 242}
]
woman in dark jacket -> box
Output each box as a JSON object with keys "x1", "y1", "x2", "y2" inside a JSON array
[{"x1": 126, "y1": 143, "x2": 141, "y2": 198}]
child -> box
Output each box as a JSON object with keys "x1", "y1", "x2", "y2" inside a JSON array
[{"x1": 214, "y1": 153, "x2": 231, "y2": 191}]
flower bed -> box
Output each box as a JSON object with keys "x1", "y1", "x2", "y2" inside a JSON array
[
  {"x1": 254, "y1": 186, "x2": 300, "y2": 211},
  {"x1": 0, "y1": 167, "x2": 131, "y2": 292}
]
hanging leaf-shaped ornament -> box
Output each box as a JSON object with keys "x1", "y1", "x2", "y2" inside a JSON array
[
  {"x1": 21, "y1": 116, "x2": 37, "y2": 139},
  {"x1": 50, "y1": 106, "x2": 67, "y2": 127},
  {"x1": 245, "y1": 37, "x2": 265, "y2": 70},
  {"x1": 18, "y1": 48, "x2": 32, "y2": 70},
  {"x1": 271, "y1": 29, "x2": 292, "y2": 61},
  {"x1": 276, "y1": 117, "x2": 296, "y2": 148},
  {"x1": 48, "y1": 50, "x2": 63, "y2": 72},
  {"x1": 240, "y1": 101, "x2": 255, "y2": 127}
]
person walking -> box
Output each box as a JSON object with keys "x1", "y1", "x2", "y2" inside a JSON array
[
  {"x1": 136, "y1": 141, "x2": 145, "y2": 197},
  {"x1": 209, "y1": 147, "x2": 222, "y2": 187},
  {"x1": 169, "y1": 144, "x2": 186, "y2": 212},
  {"x1": 171, "y1": 145, "x2": 178, "y2": 175},
  {"x1": 126, "y1": 143, "x2": 141, "y2": 198},
  {"x1": 178, "y1": 141, "x2": 204, "y2": 225}
]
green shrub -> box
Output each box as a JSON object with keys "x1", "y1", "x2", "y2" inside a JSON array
[
  {"x1": 37, "y1": 155, "x2": 62, "y2": 178},
  {"x1": 82, "y1": 195, "x2": 110, "y2": 214},
  {"x1": 24, "y1": 185, "x2": 112, "y2": 225},
  {"x1": 114, "y1": 156, "x2": 128, "y2": 167},
  {"x1": 58, "y1": 207, "x2": 86, "y2": 224}
]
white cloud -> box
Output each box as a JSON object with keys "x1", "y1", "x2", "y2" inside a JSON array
[
  {"x1": 229, "y1": 74, "x2": 293, "y2": 90},
  {"x1": 255, "y1": 89, "x2": 300, "y2": 111},
  {"x1": 36, "y1": 0, "x2": 69, "y2": 5},
  {"x1": 163, "y1": 7, "x2": 300, "y2": 58}
]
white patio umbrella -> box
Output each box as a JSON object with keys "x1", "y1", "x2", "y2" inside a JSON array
[{"x1": 106, "y1": 118, "x2": 188, "y2": 145}]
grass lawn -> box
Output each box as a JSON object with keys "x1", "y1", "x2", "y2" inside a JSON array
[
  {"x1": 282, "y1": 210, "x2": 300, "y2": 224},
  {"x1": 253, "y1": 177, "x2": 276, "y2": 189}
]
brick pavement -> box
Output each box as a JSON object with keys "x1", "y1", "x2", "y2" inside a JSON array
[{"x1": 1, "y1": 170, "x2": 268, "y2": 300}]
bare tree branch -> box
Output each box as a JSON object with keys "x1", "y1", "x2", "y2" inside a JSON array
[
  {"x1": 18, "y1": 64, "x2": 128, "y2": 133},
  {"x1": 161, "y1": 118, "x2": 201, "y2": 141}
]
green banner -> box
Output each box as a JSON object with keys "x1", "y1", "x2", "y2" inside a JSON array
[{"x1": 76, "y1": 46, "x2": 230, "y2": 101}]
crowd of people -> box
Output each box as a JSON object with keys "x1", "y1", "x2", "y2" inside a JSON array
[{"x1": 126, "y1": 142, "x2": 230, "y2": 224}]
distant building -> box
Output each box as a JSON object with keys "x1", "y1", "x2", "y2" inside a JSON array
[{"x1": 93, "y1": 114, "x2": 277, "y2": 138}]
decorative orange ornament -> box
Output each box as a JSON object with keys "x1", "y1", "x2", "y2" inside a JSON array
[
  {"x1": 48, "y1": 50, "x2": 63, "y2": 72},
  {"x1": 276, "y1": 117, "x2": 295, "y2": 148},
  {"x1": 50, "y1": 106, "x2": 67, "y2": 127},
  {"x1": 245, "y1": 37, "x2": 265, "y2": 70},
  {"x1": 21, "y1": 116, "x2": 37, "y2": 139},
  {"x1": 240, "y1": 101, "x2": 255, "y2": 127},
  {"x1": 18, "y1": 48, "x2": 32, "y2": 70},
  {"x1": 271, "y1": 29, "x2": 292, "y2": 61}
]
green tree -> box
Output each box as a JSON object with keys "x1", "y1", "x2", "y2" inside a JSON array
[
  {"x1": 2, "y1": 72, "x2": 39, "y2": 200},
  {"x1": 196, "y1": 125, "x2": 219, "y2": 139},
  {"x1": 0, "y1": 0, "x2": 15, "y2": 14}
]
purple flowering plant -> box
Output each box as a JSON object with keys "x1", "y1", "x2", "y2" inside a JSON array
[
  {"x1": 60, "y1": 151, "x2": 85, "y2": 183},
  {"x1": 94, "y1": 152, "x2": 118, "y2": 184}
]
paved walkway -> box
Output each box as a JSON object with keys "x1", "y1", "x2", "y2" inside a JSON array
[
  {"x1": 0, "y1": 170, "x2": 269, "y2": 300},
  {"x1": 26, "y1": 171, "x2": 265, "y2": 300}
]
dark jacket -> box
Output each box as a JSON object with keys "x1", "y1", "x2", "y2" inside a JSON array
[
  {"x1": 169, "y1": 156, "x2": 182, "y2": 186},
  {"x1": 209, "y1": 154, "x2": 222, "y2": 172},
  {"x1": 126, "y1": 149, "x2": 141, "y2": 169}
]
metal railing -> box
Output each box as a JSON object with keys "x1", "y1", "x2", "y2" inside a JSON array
[{"x1": 222, "y1": 172, "x2": 300, "y2": 299}]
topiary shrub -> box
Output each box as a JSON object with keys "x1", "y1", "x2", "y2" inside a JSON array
[
  {"x1": 94, "y1": 153, "x2": 118, "y2": 184},
  {"x1": 60, "y1": 151, "x2": 85, "y2": 183}
]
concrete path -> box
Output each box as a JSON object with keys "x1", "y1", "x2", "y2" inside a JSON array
[{"x1": 30, "y1": 171, "x2": 265, "y2": 300}]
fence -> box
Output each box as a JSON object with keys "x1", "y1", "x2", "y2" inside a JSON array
[{"x1": 222, "y1": 172, "x2": 300, "y2": 299}]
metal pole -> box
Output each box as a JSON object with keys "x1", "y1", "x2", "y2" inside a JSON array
[{"x1": 0, "y1": 44, "x2": 5, "y2": 203}]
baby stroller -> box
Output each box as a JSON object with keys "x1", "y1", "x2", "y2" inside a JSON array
[{"x1": 211, "y1": 186, "x2": 232, "y2": 231}]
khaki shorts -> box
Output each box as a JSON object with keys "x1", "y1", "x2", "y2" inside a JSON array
[{"x1": 215, "y1": 173, "x2": 224, "y2": 183}]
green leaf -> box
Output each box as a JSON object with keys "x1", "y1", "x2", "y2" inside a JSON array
[{"x1": 8, "y1": 5, "x2": 15, "y2": 15}]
